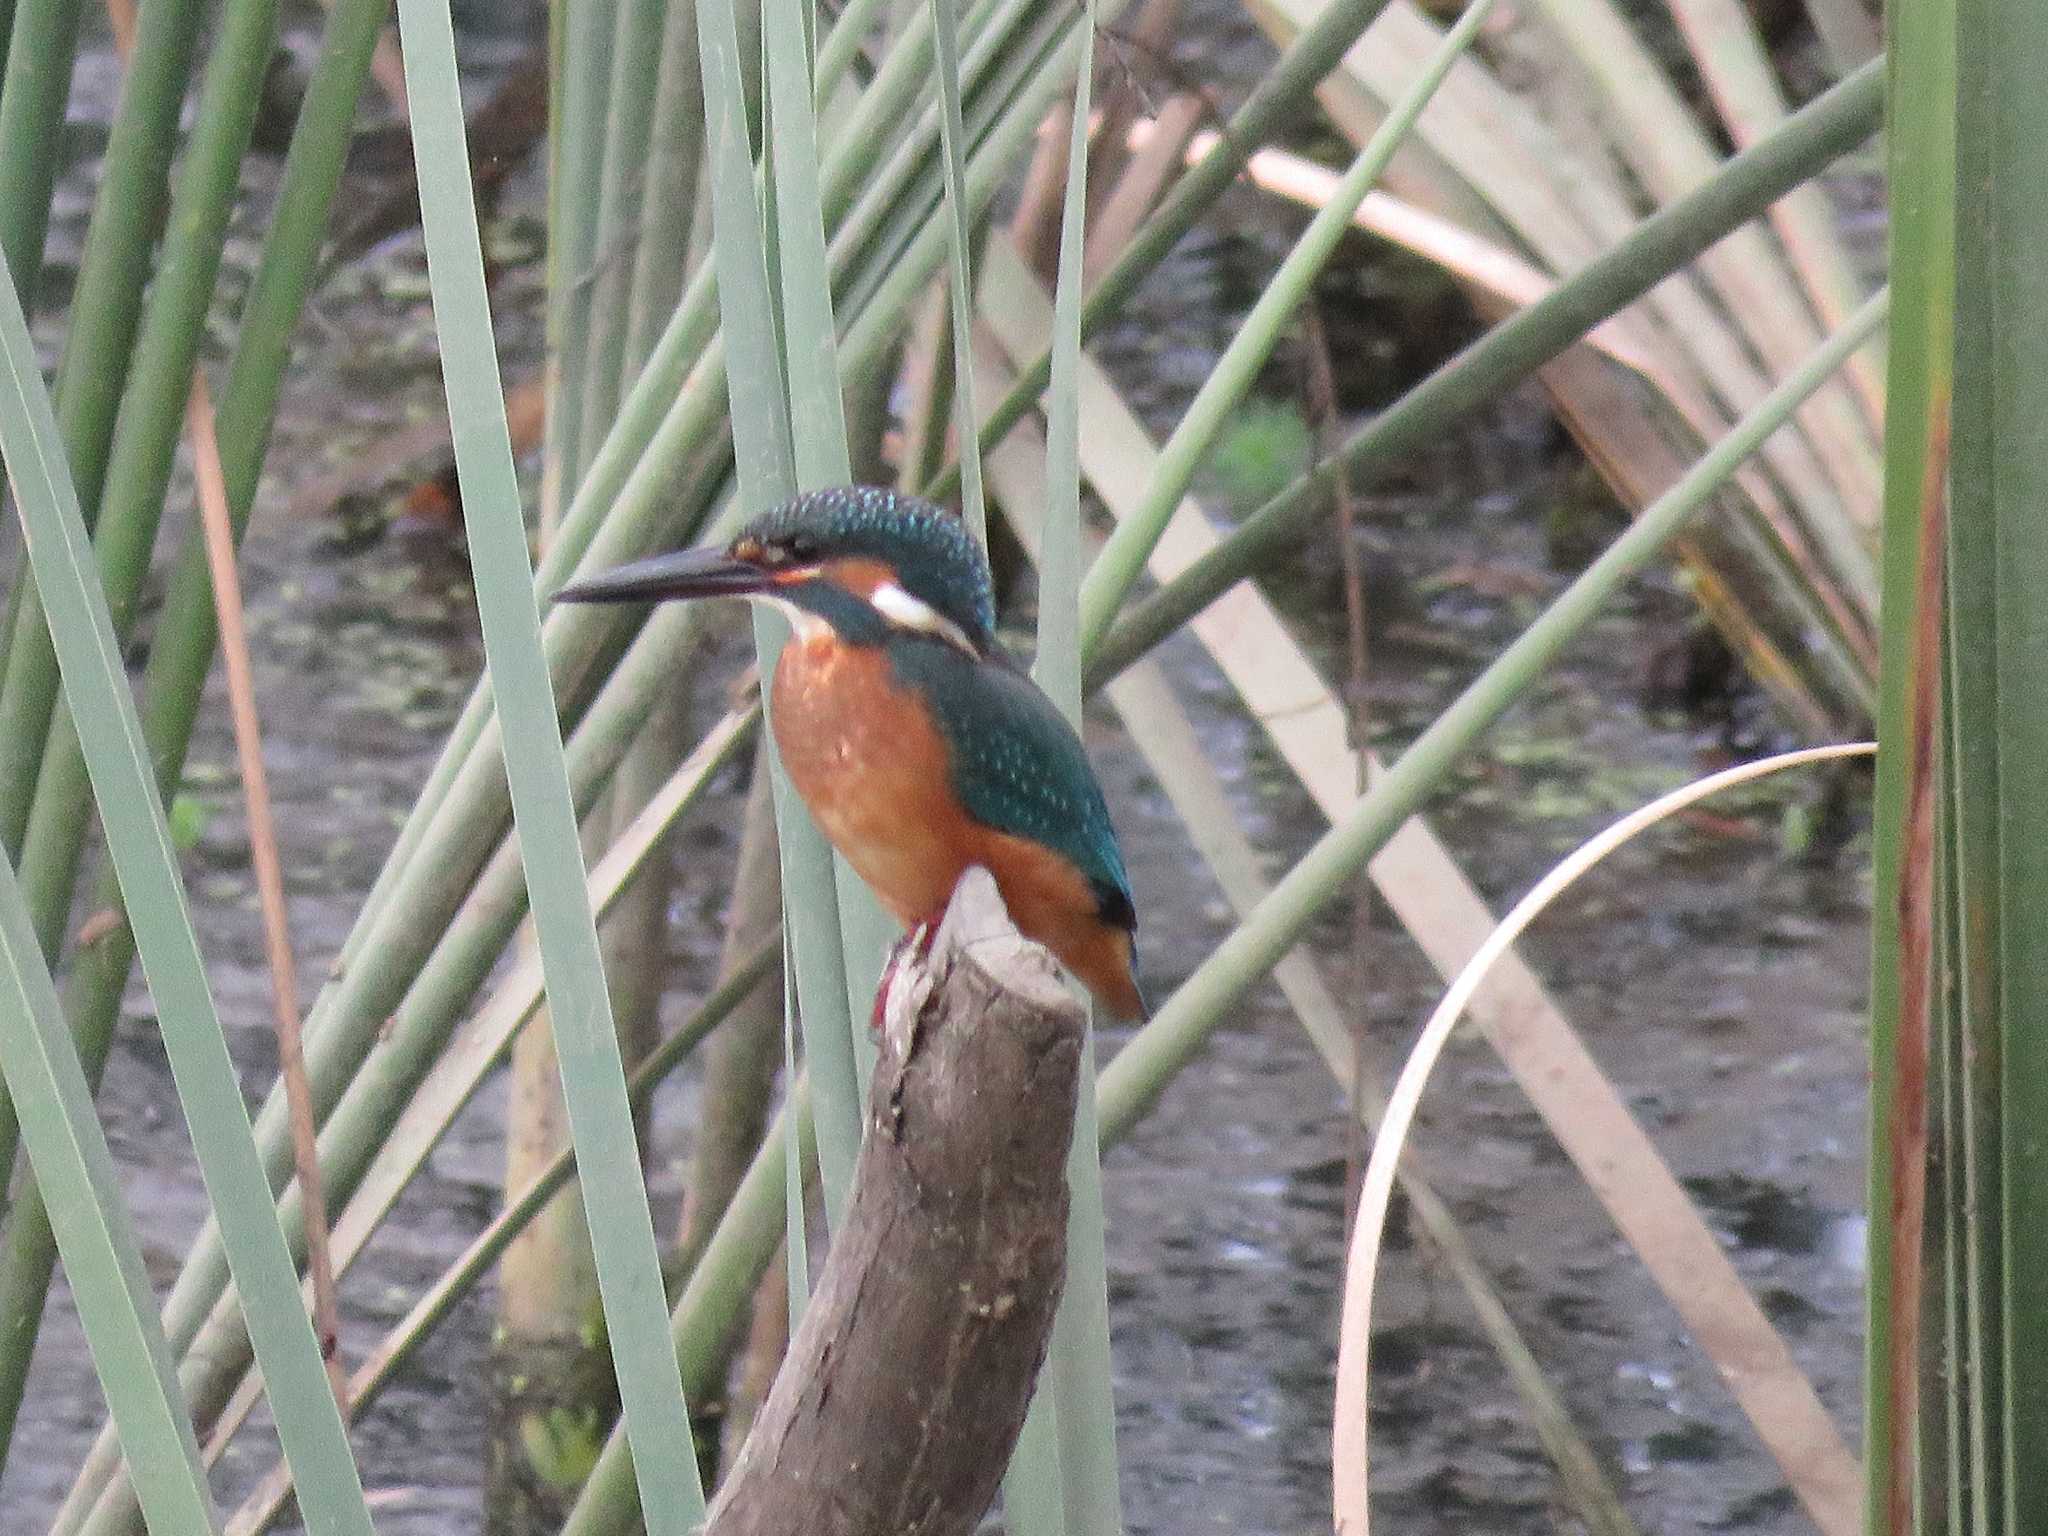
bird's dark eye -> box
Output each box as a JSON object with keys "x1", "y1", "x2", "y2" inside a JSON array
[{"x1": 780, "y1": 535, "x2": 819, "y2": 563}]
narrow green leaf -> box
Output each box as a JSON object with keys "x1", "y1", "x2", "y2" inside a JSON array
[
  {"x1": 1034, "y1": 10, "x2": 1092, "y2": 718},
  {"x1": 1953, "y1": 0, "x2": 2048, "y2": 1525},
  {"x1": 574, "y1": 0, "x2": 668, "y2": 463},
  {"x1": 699, "y1": 0, "x2": 866, "y2": 1226},
  {"x1": 1026, "y1": 9, "x2": 1124, "y2": 1533},
  {"x1": 226, "y1": 938, "x2": 779, "y2": 1536},
  {"x1": 782, "y1": 953, "x2": 812, "y2": 1330},
  {"x1": 621, "y1": 0, "x2": 704, "y2": 385},
  {"x1": 1089, "y1": 57, "x2": 1885, "y2": 682},
  {"x1": 0, "y1": 857, "x2": 220, "y2": 1536},
  {"x1": 765, "y1": 1, "x2": 851, "y2": 478},
  {"x1": 1076, "y1": 0, "x2": 1498, "y2": 650},
  {"x1": 390, "y1": 0, "x2": 705, "y2": 1526},
  {"x1": 1869, "y1": 0, "x2": 1957, "y2": 1521},
  {"x1": 928, "y1": 0, "x2": 1396, "y2": 502},
  {"x1": 545, "y1": 0, "x2": 619, "y2": 496},
  {"x1": 1003, "y1": 1394, "x2": 1068, "y2": 1536},
  {"x1": 763, "y1": 0, "x2": 900, "y2": 1075},
  {"x1": 929, "y1": 0, "x2": 988, "y2": 541},
  {"x1": 1096, "y1": 292, "x2": 1889, "y2": 1133},
  {"x1": 0, "y1": 244, "x2": 375, "y2": 1534}
]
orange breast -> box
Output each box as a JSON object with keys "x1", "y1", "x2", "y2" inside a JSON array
[
  {"x1": 770, "y1": 632, "x2": 976, "y2": 929},
  {"x1": 770, "y1": 632, "x2": 1143, "y2": 1019}
]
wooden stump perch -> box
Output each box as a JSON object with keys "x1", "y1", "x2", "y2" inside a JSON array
[{"x1": 703, "y1": 868, "x2": 1088, "y2": 1536}]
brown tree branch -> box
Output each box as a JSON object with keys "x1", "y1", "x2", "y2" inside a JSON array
[{"x1": 704, "y1": 869, "x2": 1085, "y2": 1536}]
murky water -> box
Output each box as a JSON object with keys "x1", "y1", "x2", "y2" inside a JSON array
[{"x1": 1, "y1": 5, "x2": 1872, "y2": 1532}]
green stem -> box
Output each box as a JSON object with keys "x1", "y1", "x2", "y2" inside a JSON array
[
  {"x1": 0, "y1": 0, "x2": 205, "y2": 856},
  {"x1": 0, "y1": 0, "x2": 388, "y2": 1488},
  {"x1": 1086, "y1": 56, "x2": 1885, "y2": 687},
  {"x1": 543, "y1": 0, "x2": 619, "y2": 497},
  {"x1": 925, "y1": 0, "x2": 1396, "y2": 502},
  {"x1": 929, "y1": 0, "x2": 989, "y2": 541},
  {"x1": 1094, "y1": 293, "x2": 1888, "y2": 1138},
  {"x1": 575, "y1": 0, "x2": 670, "y2": 462},
  {"x1": 1076, "y1": 0, "x2": 1497, "y2": 650},
  {"x1": 0, "y1": 0, "x2": 81, "y2": 310},
  {"x1": 11, "y1": 0, "x2": 283, "y2": 958},
  {"x1": 620, "y1": 0, "x2": 703, "y2": 384}
]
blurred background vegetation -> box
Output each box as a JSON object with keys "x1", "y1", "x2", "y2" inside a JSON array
[{"x1": 0, "y1": 0, "x2": 2003, "y2": 1529}]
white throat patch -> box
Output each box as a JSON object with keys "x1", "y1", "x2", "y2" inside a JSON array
[{"x1": 758, "y1": 593, "x2": 832, "y2": 641}]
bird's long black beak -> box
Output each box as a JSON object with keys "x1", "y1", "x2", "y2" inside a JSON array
[{"x1": 551, "y1": 547, "x2": 771, "y2": 606}]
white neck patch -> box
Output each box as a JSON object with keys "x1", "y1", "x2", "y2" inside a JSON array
[
  {"x1": 758, "y1": 593, "x2": 832, "y2": 641},
  {"x1": 870, "y1": 581, "x2": 979, "y2": 654}
]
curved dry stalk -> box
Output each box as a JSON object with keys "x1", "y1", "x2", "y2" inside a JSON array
[
  {"x1": 976, "y1": 356, "x2": 1642, "y2": 1536},
  {"x1": 979, "y1": 248, "x2": 1880, "y2": 1526},
  {"x1": 1331, "y1": 741, "x2": 1875, "y2": 1536}
]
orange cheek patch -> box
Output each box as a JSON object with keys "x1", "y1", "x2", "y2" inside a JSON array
[{"x1": 821, "y1": 557, "x2": 896, "y2": 600}]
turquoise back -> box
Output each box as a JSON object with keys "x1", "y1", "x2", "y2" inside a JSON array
[{"x1": 885, "y1": 636, "x2": 1136, "y2": 934}]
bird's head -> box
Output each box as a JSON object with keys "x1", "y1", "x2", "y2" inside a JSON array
[{"x1": 554, "y1": 487, "x2": 996, "y2": 655}]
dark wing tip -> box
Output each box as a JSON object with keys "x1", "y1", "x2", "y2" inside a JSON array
[{"x1": 1090, "y1": 877, "x2": 1138, "y2": 935}]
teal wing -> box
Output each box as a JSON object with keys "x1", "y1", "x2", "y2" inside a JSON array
[{"x1": 884, "y1": 638, "x2": 1136, "y2": 933}]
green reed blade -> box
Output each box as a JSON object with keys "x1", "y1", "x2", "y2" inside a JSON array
[
  {"x1": 1869, "y1": 0, "x2": 1958, "y2": 1523},
  {"x1": 929, "y1": 0, "x2": 988, "y2": 541},
  {"x1": 700, "y1": 0, "x2": 866, "y2": 1226},
  {"x1": 1023, "y1": 5, "x2": 1123, "y2": 1530},
  {"x1": 0, "y1": 856, "x2": 220, "y2": 1536},
  {"x1": 1076, "y1": 0, "x2": 1497, "y2": 651},
  {"x1": 391, "y1": 0, "x2": 705, "y2": 1525},
  {"x1": 1087, "y1": 57, "x2": 1885, "y2": 684},
  {"x1": 763, "y1": 0, "x2": 900, "y2": 1079},
  {"x1": 0, "y1": 243, "x2": 374, "y2": 1536}
]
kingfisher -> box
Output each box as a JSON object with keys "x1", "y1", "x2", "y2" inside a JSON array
[{"x1": 555, "y1": 486, "x2": 1145, "y2": 1020}]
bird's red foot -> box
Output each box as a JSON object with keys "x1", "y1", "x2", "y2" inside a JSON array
[{"x1": 868, "y1": 918, "x2": 941, "y2": 1037}]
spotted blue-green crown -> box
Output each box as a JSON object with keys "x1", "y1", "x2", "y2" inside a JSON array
[{"x1": 741, "y1": 487, "x2": 996, "y2": 647}]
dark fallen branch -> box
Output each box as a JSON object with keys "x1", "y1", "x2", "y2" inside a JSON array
[{"x1": 704, "y1": 869, "x2": 1086, "y2": 1536}]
